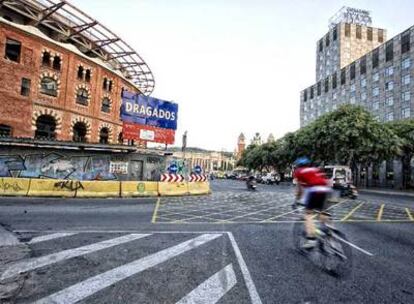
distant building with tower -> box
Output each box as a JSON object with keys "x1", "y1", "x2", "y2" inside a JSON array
[{"x1": 235, "y1": 133, "x2": 245, "y2": 161}]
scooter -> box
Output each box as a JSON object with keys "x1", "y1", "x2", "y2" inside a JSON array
[
  {"x1": 246, "y1": 176, "x2": 257, "y2": 191},
  {"x1": 339, "y1": 183, "x2": 358, "y2": 199}
]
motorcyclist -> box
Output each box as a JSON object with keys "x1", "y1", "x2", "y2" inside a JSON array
[
  {"x1": 246, "y1": 175, "x2": 256, "y2": 190},
  {"x1": 293, "y1": 157, "x2": 331, "y2": 249}
]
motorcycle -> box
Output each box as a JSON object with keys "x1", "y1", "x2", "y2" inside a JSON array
[
  {"x1": 246, "y1": 176, "x2": 257, "y2": 191},
  {"x1": 339, "y1": 183, "x2": 358, "y2": 199}
]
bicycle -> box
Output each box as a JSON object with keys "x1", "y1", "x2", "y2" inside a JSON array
[{"x1": 292, "y1": 202, "x2": 353, "y2": 277}]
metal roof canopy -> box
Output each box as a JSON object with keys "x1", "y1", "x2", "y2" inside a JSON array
[{"x1": 1, "y1": 0, "x2": 155, "y2": 95}]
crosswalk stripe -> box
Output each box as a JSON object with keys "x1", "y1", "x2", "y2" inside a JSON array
[
  {"x1": 33, "y1": 234, "x2": 222, "y2": 304},
  {"x1": 1, "y1": 234, "x2": 150, "y2": 281},
  {"x1": 28, "y1": 233, "x2": 78, "y2": 244},
  {"x1": 176, "y1": 263, "x2": 237, "y2": 304}
]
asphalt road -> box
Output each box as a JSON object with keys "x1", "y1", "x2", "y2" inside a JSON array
[{"x1": 0, "y1": 180, "x2": 413, "y2": 303}]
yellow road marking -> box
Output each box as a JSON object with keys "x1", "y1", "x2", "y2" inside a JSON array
[
  {"x1": 406, "y1": 208, "x2": 414, "y2": 221},
  {"x1": 151, "y1": 198, "x2": 161, "y2": 223},
  {"x1": 377, "y1": 204, "x2": 385, "y2": 221},
  {"x1": 341, "y1": 202, "x2": 365, "y2": 221}
]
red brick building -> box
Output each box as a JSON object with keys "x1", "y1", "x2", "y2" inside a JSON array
[{"x1": 0, "y1": 0, "x2": 155, "y2": 145}]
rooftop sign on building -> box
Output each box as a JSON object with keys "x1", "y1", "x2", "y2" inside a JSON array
[{"x1": 329, "y1": 6, "x2": 372, "y2": 29}]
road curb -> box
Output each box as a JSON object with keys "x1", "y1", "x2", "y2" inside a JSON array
[{"x1": 359, "y1": 189, "x2": 414, "y2": 198}]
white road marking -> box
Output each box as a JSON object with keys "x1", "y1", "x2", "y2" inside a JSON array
[
  {"x1": 0, "y1": 225, "x2": 19, "y2": 247},
  {"x1": 33, "y1": 233, "x2": 223, "y2": 304},
  {"x1": 176, "y1": 264, "x2": 237, "y2": 304},
  {"x1": 333, "y1": 234, "x2": 374, "y2": 256},
  {"x1": 227, "y1": 232, "x2": 263, "y2": 304},
  {"x1": 28, "y1": 233, "x2": 78, "y2": 244},
  {"x1": 1, "y1": 233, "x2": 150, "y2": 281}
]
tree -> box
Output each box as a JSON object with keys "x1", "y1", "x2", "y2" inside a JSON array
[{"x1": 386, "y1": 119, "x2": 414, "y2": 189}]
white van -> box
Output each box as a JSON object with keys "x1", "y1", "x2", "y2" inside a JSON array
[{"x1": 323, "y1": 165, "x2": 353, "y2": 188}]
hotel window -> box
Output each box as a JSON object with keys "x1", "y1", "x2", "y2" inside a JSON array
[
  {"x1": 402, "y1": 107, "x2": 411, "y2": 118},
  {"x1": 361, "y1": 92, "x2": 367, "y2": 101},
  {"x1": 101, "y1": 97, "x2": 111, "y2": 113},
  {"x1": 402, "y1": 58, "x2": 411, "y2": 69},
  {"x1": 402, "y1": 91, "x2": 410, "y2": 102},
  {"x1": 360, "y1": 57, "x2": 367, "y2": 75},
  {"x1": 350, "y1": 63, "x2": 355, "y2": 80},
  {"x1": 367, "y1": 27, "x2": 373, "y2": 41},
  {"x1": 372, "y1": 72, "x2": 379, "y2": 82},
  {"x1": 386, "y1": 112, "x2": 394, "y2": 121},
  {"x1": 4, "y1": 38, "x2": 21, "y2": 62},
  {"x1": 378, "y1": 29, "x2": 384, "y2": 43},
  {"x1": 340, "y1": 68, "x2": 346, "y2": 85},
  {"x1": 325, "y1": 34, "x2": 330, "y2": 47},
  {"x1": 317, "y1": 82, "x2": 321, "y2": 96},
  {"x1": 356, "y1": 25, "x2": 362, "y2": 39},
  {"x1": 385, "y1": 81, "x2": 394, "y2": 91},
  {"x1": 385, "y1": 66, "x2": 394, "y2": 77},
  {"x1": 345, "y1": 24, "x2": 350, "y2": 37},
  {"x1": 310, "y1": 87, "x2": 314, "y2": 99},
  {"x1": 304, "y1": 90, "x2": 308, "y2": 102},
  {"x1": 401, "y1": 31, "x2": 410, "y2": 54},
  {"x1": 333, "y1": 92, "x2": 337, "y2": 100},
  {"x1": 332, "y1": 73, "x2": 337, "y2": 89},
  {"x1": 20, "y1": 78, "x2": 31, "y2": 96},
  {"x1": 402, "y1": 74, "x2": 411, "y2": 86},
  {"x1": 333, "y1": 26, "x2": 337, "y2": 41},
  {"x1": 319, "y1": 40, "x2": 323, "y2": 52},
  {"x1": 324, "y1": 78, "x2": 329, "y2": 93},
  {"x1": 385, "y1": 41, "x2": 394, "y2": 62},
  {"x1": 350, "y1": 84, "x2": 356, "y2": 92},
  {"x1": 386, "y1": 96, "x2": 394, "y2": 106},
  {"x1": 350, "y1": 96, "x2": 356, "y2": 104},
  {"x1": 373, "y1": 101, "x2": 379, "y2": 110},
  {"x1": 372, "y1": 49, "x2": 379, "y2": 69},
  {"x1": 77, "y1": 66, "x2": 84, "y2": 80},
  {"x1": 361, "y1": 78, "x2": 366, "y2": 88},
  {"x1": 372, "y1": 87, "x2": 379, "y2": 97}
]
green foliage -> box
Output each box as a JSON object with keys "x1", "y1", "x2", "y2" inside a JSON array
[{"x1": 237, "y1": 105, "x2": 402, "y2": 174}]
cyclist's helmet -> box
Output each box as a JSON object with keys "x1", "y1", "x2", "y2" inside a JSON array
[{"x1": 294, "y1": 157, "x2": 311, "y2": 167}]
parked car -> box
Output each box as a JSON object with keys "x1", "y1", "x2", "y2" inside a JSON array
[{"x1": 261, "y1": 173, "x2": 276, "y2": 185}]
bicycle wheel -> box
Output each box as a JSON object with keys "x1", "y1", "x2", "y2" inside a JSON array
[
  {"x1": 322, "y1": 230, "x2": 353, "y2": 277},
  {"x1": 292, "y1": 221, "x2": 307, "y2": 253}
]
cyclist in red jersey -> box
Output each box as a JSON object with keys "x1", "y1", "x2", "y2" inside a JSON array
[{"x1": 293, "y1": 157, "x2": 331, "y2": 249}]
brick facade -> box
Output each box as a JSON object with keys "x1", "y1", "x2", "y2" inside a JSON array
[{"x1": 0, "y1": 21, "x2": 140, "y2": 144}]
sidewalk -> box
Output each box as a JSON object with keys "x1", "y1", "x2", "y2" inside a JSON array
[{"x1": 359, "y1": 188, "x2": 414, "y2": 198}]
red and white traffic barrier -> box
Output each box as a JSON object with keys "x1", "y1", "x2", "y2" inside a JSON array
[
  {"x1": 188, "y1": 174, "x2": 208, "y2": 182},
  {"x1": 160, "y1": 173, "x2": 185, "y2": 182}
]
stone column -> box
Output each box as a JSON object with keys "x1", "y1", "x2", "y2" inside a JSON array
[
  {"x1": 379, "y1": 161, "x2": 387, "y2": 187},
  {"x1": 393, "y1": 159, "x2": 403, "y2": 190}
]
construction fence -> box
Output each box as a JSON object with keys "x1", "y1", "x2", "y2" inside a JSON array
[{"x1": 0, "y1": 177, "x2": 210, "y2": 198}]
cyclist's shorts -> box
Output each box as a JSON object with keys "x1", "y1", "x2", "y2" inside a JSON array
[{"x1": 302, "y1": 186, "x2": 331, "y2": 210}]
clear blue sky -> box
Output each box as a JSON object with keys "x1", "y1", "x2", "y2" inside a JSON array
[{"x1": 72, "y1": 0, "x2": 414, "y2": 152}]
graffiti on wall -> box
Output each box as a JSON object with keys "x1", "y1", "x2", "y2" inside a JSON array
[{"x1": 0, "y1": 153, "x2": 117, "y2": 180}]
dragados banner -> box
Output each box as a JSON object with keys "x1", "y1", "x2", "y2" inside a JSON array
[{"x1": 121, "y1": 92, "x2": 178, "y2": 130}]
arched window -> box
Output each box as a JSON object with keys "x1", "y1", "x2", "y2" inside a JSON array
[
  {"x1": 53, "y1": 56, "x2": 61, "y2": 71},
  {"x1": 85, "y1": 69, "x2": 91, "y2": 82},
  {"x1": 40, "y1": 77, "x2": 58, "y2": 96},
  {"x1": 76, "y1": 88, "x2": 89, "y2": 106},
  {"x1": 35, "y1": 115, "x2": 56, "y2": 140},
  {"x1": 42, "y1": 52, "x2": 51, "y2": 66},
  {"x1": 101, "y1": 97, "x2": 111, "y2": 113},
  {"x1": 118, "y1": 132, "x2": 123, "y2": 144},
  {"x1": 0, "y1": 124, "x2": 12, "y2": 137},
  {"x1": 73, "y1": 122, "x2": 87, "y2": 142},
  {"x1": 99, "y1": 127, "x2": 109, "y2": 144},
  {"x1": 77, "y1": 66, "x2": 84, "y2": 80}
]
